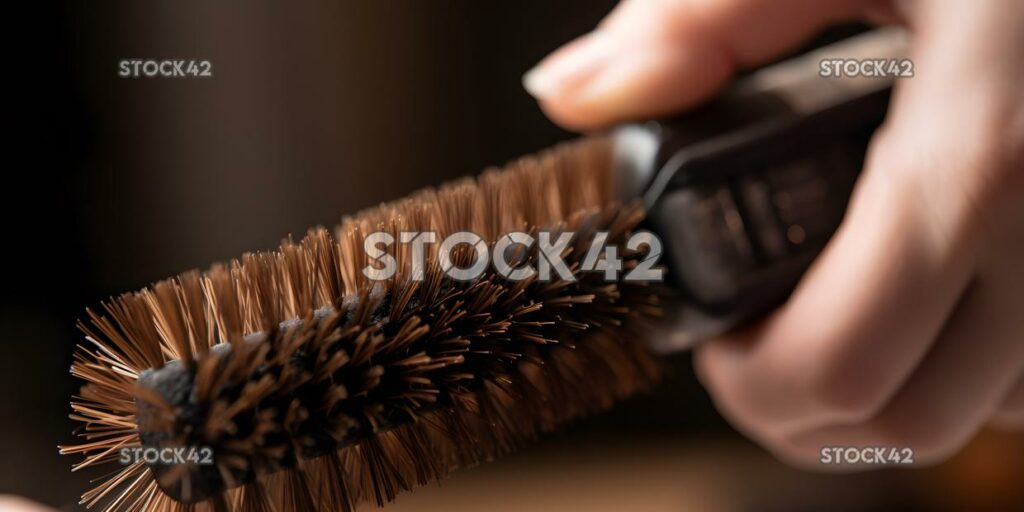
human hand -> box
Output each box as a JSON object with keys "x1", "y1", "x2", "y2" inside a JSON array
[{"x1": 524, "y1": 0, "x2": 1024, "y2": 468}]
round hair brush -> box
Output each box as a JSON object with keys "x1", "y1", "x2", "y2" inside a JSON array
[
  {"x1": 61, "y1": 137, "x2": 666, "y2": 512},
  {"x1": 61, "y1": 28, "x2": 901, "y2": 512}
]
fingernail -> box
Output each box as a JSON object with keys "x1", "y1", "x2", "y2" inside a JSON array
[{"x1": 523, "y1": 32, "x2": 615, "y2": 100}]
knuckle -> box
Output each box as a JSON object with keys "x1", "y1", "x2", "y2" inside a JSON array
[
  {"x1": 805, "y1": 347, "x2": 895, "y2": 422},
  {"x1": 876, "y1": 107, "x2": 1023, "y2": 220},
  {"x1": 865, "y1": 120, "x2": 1018, "y2": 247},
  {"x1": 806, "y1": 369, "x2": 890, "y2": 423},
  {"x1": 945, "y1": 128, "x2": 1019, "y2": 205}
]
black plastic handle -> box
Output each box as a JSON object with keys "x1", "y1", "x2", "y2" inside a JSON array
[{"x1": 643, "y1": 86, "x2": 889, "y2": 323}]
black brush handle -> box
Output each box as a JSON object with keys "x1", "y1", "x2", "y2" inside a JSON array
[
  {"x1": 613, "y1": 28, "x2": 904, "y2": 349},
  {"x1": 645, "y1": 87, "x2": 888, "y2": 316}
]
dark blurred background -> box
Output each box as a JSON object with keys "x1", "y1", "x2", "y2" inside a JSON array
[{"x1": 4, "y1": 1, "x2": 1022, "y2": 511}]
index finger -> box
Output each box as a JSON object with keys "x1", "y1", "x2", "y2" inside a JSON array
[{"x1": 523, "y1": 0, "x2": 865, "y2": 129}]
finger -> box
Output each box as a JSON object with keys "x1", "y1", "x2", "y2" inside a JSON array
[
  {"x1": 523, "y1": 0, "x2": 865, "y2": 129},
  {"x1": 697, "y1": 0, "x2": 1024, "y2": 451},
  {"x1": 768, "y1": 272, "x2": 1024, "y2": 468}
]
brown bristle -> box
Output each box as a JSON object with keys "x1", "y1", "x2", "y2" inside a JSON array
[{"x1": 61, "y1": 136, "x2": 665, "y2": 511}]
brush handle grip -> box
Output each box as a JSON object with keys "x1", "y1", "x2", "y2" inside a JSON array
[
  {"x1": 647, "y1": 88, "x2": 885, "y2": 314},
  {"x1": 614, "y1": 28, "x2": 906, "y2": 351}
]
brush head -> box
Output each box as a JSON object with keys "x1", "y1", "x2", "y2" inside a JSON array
[{"x1": 61, "y1": 136, "x2": 666, "y2": 512}]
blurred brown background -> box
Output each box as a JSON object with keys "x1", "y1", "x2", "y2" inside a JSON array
[{"x1": 4, "y1": 1, "x2": 1021, "y2": 510}]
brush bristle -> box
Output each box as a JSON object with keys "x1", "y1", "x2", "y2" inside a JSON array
[{"x1": 61, "y1": 136, "x2": 665, "y2": 512}]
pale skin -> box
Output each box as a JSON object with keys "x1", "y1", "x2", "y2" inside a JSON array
[{"x1": 524, "y1": 0, "x2": 1024, "y2": 468}]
